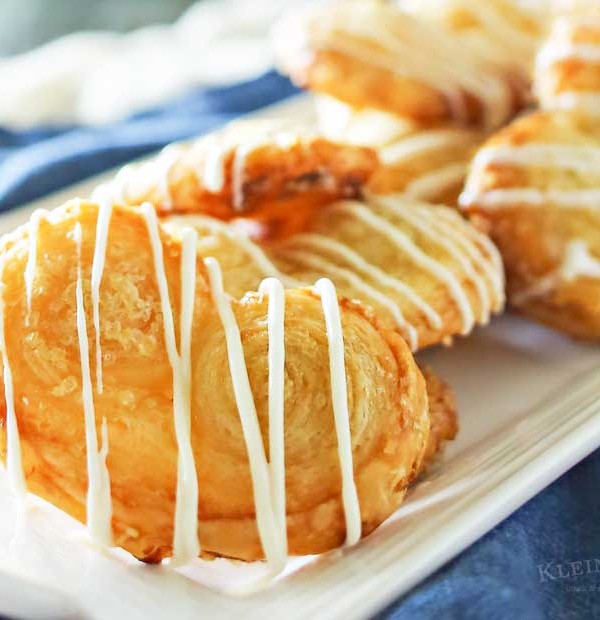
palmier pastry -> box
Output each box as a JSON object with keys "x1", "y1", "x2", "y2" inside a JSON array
[
  {"x1": 95, "y1": 129, "x2": 505, "y2": 351},
  {"x1": 273, "y1": 0, "x2": 523, "y2": 131},
  {"x1": 92, "y1": 119, "x2": 378, "y2": 239},
  {"x1": 460, "y1": 110, "x2": 600, "y2": 340},
  {"x1": 535, "y1": 10, "x2": 600, "y2": 116},
  {"x1": 0, "y1": 200, "x2": 456, "y2": 570}
]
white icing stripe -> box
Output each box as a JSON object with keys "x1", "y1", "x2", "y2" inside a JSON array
[
  {"x1": 418, "y1": 206, "x2": 505, "y2": 307},
  {"x1": 309, "y1": 5, "x2": 512, "y2": 128},
  {"x1": 538, "y1": 42, "x2": 600, "y2": 66},
  {"x1": 403, "y1": 163, "x2": 467, "y2": 200},
  {"x1": 258, "y1": 278, "x2": 287, "y2": 551},
  {"x1": 460, "y1": 188, "x2": 600, "y2": 210},
  {"x1": 371, "y1": 198, "x2": 491, "y2": 319},
  {"x1": 204, "y1": 257, "x2": 286, "y2": 573},
  {"x1": 285, "y1": 248, "x2": 418, "y2": 350},
  {"x1": 0, "y1": 269, "x2": 26, "y2": 499},
  {"x1": 172, "y1": 228, "x2": 200, "y2": 566},
  {"x1": 333, "y1": 201, "x2": 475, "y2": 334},
  {"x1": 380, "y1": 130, "x2": 474, "y2": 165},
  {"x1": 24, "y1": 209, "x2": 48, "y2": 325},
  {"x1": 91, "y1": 203, "x2": 112, "y2": 394},
  {"x1": 470, "y1": 144, "x2": 600, "y2": 174},
  {"x1": 545, "y1": 92, "x2": 600, "y2": 116},
  {"x1": 198, "y1": 127, "x2": 302, "y2": 209},
  {"x1": 164, "y1": 215, "x2": 303, "y2": 288},
  {"x1": 561, "y1": 241, "x2": 600, "y2": 281},
  {"x1": 73, "y1": 223, "x2": 113, "y2": 547},
  {"x1": 286, "y1": 233, "x2": 441, "y2": 329},
  {"x1": 464, "y1": 2, "x2": 537, "y2": 58},
  {"x1": 155, "y1": 144, "x2": 185, "y2": 210},
  {"x1": 314, "y1": 278, "x2": 361, "y2": 546},
  {"x1": 202, "y1": 141, "x2": 230, "y2": 193},
  {"x1": 316, "y1": 94, "x2": 413, "y2": 147},
  {"x1": 140, "y1": 204, "x2": 200, "y2": 565}
]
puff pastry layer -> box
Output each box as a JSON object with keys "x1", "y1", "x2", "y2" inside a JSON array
[{"x1": 0, "y1": 200, "x2": 456, "y2": 565}]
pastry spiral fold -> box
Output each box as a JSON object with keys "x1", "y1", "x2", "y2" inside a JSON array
[
  {"x1": 460, "y1": 110, "x2": 600, "y2": 340},
  {"x1": 0, "y1": 200, "x2": 456, "y2": 566}
]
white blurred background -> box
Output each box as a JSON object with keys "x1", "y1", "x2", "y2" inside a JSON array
[{"x1": 0, "y1": 0, "x2": 296, "y2": 127}]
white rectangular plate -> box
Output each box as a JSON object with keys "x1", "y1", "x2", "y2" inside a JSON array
[{"x1": 1, "y1": 96, "x2": 600, "y2": 620}]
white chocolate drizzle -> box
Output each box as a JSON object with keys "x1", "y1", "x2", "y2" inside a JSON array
[
  {"x1": 24, "y1": 208, "x2": 48, "y2": 324},
  {"x1": 460, "y1": 187, "x2": 600, "y2": 210},
  {"x1": 196, "y1": 124, "x2": 301, "y2": 211},
  {"x1": 380, "y1": 129, "x2": 476, "y2": 165},
  {"x1": 204, "y1": 258, "x2": 362, "y2": 571},
  {"x1": 0, "y1": 267, "x2": 26, "y2": 499},
  {"x1": 561, "y1": 240, "x2": 600, "y2": 282},
  {"x1": 258, "y1": 277, "x2": 287, "y2": 554},
  {"x1": 461, "y1": 142, "x2": 600, "y2": 208},
  {"x1": 204, "y1": 257, "x2": 287, "y2": 573},
  {"x1": 73, "y1": 222, "x2": 113, "y2": 547},
  {"x1": 91, "y1": 203, "x2": 112, "y2": 393},
  {"x1": 331, "y1": 201, "x2": 475, "y2": 334},
  {"x1": 370, "y1": 197, "x2": 495, "y2": 319},
  {"x1": 155, "y1": 144, "x2": 185, "y2": 210},
  {"x1": 164, "y1": 215, "x2": 303, "y2": 288},
  {"x1": 469, "y1": 143, "x2": 600, "y2": 175},
  {"x1": 140, "y1": 204, "x2": 200, "y2": 565},
  {"x1": 284, "y1": 248, "x2": 418, "y2": 350},
  {"x1": 305, "y1": 2, "x2": 513, "y2": 128},
  {"x1": 545, "y1": 92, "x2": 600, "y2": 117},
  {"x1": 403, "y1": 163, "x2": 468, "y2": 201},
  {"x1": 284, "y1": 233, "x2": 442, "y2": 330},
  {"x1": 314, "y1": 278, "x2": 361, "y2": 546}
]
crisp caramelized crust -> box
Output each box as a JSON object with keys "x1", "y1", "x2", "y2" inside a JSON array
[
  {"x1": 92, "y1": 119, "x2": 378, "y2": 238},
  {"x1": 0, "y1": 200, "x2": 450, "y2": 563},
  {"x1": 460, "y1": 110, "x2": 600, "y2": 340},
  {"x1": 420, "y1": 366, "x2": 458, "y2": 469},
  {"x1": 273, "y1": 1, "x2": 524, "y2": 130}
]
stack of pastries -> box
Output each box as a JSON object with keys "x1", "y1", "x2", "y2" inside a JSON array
[{"x1": 0, "y1": 0, "x2": 598, "y2": 580}]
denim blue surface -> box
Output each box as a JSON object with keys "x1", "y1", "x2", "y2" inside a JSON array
[{"x1": 1, "y1": 70, "x2": 598, "y2": 620}]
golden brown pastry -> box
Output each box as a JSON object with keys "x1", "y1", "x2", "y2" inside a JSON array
[
  {"x1": 366, "y1": 127, "x2": 483, "y2": 205},
  {"x1": 403, "y1": 0, "x2": 548, "y2": 84},
  {"x1": 273, "y1": 0, "x2": 524, "y2": 131},
  {"x1": 153, "y1": 199, "x2": 505, "y2": 353},
  {"x1": 535, "y1": 10, "x2": 600, "y2": 115},
  {"x1": 97, "y1": 126, "x2": 505, "y2": 352},
  {"x1": 0, "y1": 199, "x2": 455, "y2": 569},
  {"x1": 460, "y1": 110, "x2": 600, "y2": 340},
  {"x1": 92, "y1": 119, "x2": 378, "y2": 239},
  {"x1": 419, "y1": 366, "x2": 458, "y2": 469}
]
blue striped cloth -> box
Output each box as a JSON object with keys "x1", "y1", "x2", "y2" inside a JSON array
[{"x1": 0, "y1": 70, "x2": 598, "y2": 620}]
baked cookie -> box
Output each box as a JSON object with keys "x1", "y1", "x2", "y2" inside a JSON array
[
  {"x1": 460, "y1": 110, "x2": 600, "y2": 340},
  {"x1": 0, "y1": 199, "x2": 455, "y2": 568}
]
